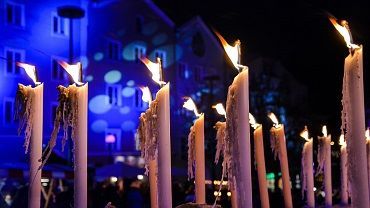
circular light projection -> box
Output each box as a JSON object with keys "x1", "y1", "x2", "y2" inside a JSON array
[
  {"x1": 85, "y1": 75, "x2": 94, "y2": 82},
  {"x1": 91, "y1": 120, "x2": 108, "y2": 133},
  {"x1": 126, "y1": 80, "x2": 135, "y2": 86},
  {"x1": 143, "y1": 22, "x2": 158, "y2": 36},
  {"x1": 104, "y1": 70, "x2": 122, "y2": 84},
  {"x1": 94, "y1": 52, "x2": 104, "y2": 61},
  {"x1": 122, "y1": 41, "x2": 147, "y2": 61},
  {"x1": 119, "y1": 106, "x2": 130, "y2": 114},
  {"x1": 80, "y1": 56, "x2": 89, "y2": 69},
  {"x1": 121, "y1": 121, "x2": 136, "y2": 131},
  {"x1": 89, "y1": 95, "x2": 111, "y2": 114},
  {"x1": 152, "y1": 33, "x2": 168, "y2": 45},
  {"x1": 122, "y1": 87, "x2": 135, "y2": 97}
]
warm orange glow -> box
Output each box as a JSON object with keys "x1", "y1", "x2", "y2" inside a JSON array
[
  {"x1": 215, "y1": 31, "x2": 240, "y2": 69},
  {"x1": 59, "y1": 61, "x2": 83, "y2": 85},
  {"x1": 183, "y1": 97, "x2": 201, "y2": 117},
  {"x1": 213, "y1": 103, "x2": 226, "y2": 118},
  {"x1": 366, "y1": 128, "x2": 370, "y2": 141},
  {"x1": 299, "y1": 126, "x2": 310, "y2": 142},
  {"x1": 17, "y1": 62, "x2": 41, "y2": 85},
  {"x1": 329, "y1": 17, "x2": 360, "y2": 49},
  {"x1": 249, "y1": 113, "x2": 260, "y2": 129},
  {"x1": 140, "y1": 86, "x2": 152, "y2": 104},
  {"x1": 322, "y1": 125, "x2": 328, "y2": 137},
  {"x1": 140, "y1": 57, "x2": 165, "y2": 85},
  {"x1": 268, "y1": 112, "x2": 281, "y2": 128},
  {"x1": 339, "y1": 134, "x2": 346, "y2": 146}
]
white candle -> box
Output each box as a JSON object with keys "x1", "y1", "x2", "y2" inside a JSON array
[
  {"x1": 268, "y1": 113, "x2": 293, "y2": 208},
  {"x1": 300, "y1": 127, "x2": 314, "y2": 208},
  {"x1": 250, "y1": 114, "x2": 269, "y2": 208},
  {"x1": 15, "y1": 63, "x2": 43, "y2": 208},
  {"x1": 330, "y1": 18, "x2": 369, "y2": 207},
  {"x1": 366, "y1": 128, "x2": 370, "y2": 200},
  {"x1": 149, "y1": 159, "x2": 158, "y2": 208},
  {"x1": 317, "y1": 126, "x2": 332, "y2": 206},
  {"x1": 339, "y1": 135, "x2": 349, "y2": 205}
]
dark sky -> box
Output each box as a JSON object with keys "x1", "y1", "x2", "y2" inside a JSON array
[{"x1": 155, "y1": 0, "x2": 370, "y2": 135}]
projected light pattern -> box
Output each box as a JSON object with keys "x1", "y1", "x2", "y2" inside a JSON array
[
  {"x1": 91, "y1": 120, "x2": 108, "y2": 133},
  {"x1": 121, "y1": 121, "x2": 136, "y2": 131},
  {"x1": 89, "y1": 95, "x2": 111, "y2": 114},
  {"x1": 80, "y1": 56, "x2": 89, "y2": 69},
  {"x1": 126, "y1": 80, "x2": 135, "y2": 86},
  {"x1": 104, "y1": 70, "x2": 122, "y2": 84},
  {"x1": 94, "y1": 52, "x2": 104, "y2": 61},
  {"x1": 119, "y1": 106, "x2": 131, "y2": 114},
  {"x1": 122, "y1": 87, "x2": 135, "y2": 97},
  {"x1": 86, "y1": 75, "x2": 94, "y2": 82},
  {"x1": 122, "y1": 41, "x2": 148, "y2": 61}
]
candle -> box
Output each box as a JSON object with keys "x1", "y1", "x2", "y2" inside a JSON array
[
  {"x1": 330, "y1": 18, "x2": 369, "y2": 207},
  {"x1": 184, "y1": 98, "x2": 205, "y2": 204},
  {"x1": 15, "y1": 63, "x2": 43, "y2": 208},
  {"x1": 140, "y1": 57, "x2": 172, "y2": 208},
  {"x1": 339, "y1": 134, "x2": 349, "y2": 205},
  {"x1": 300, "y1": 126, "x2": 314, "y2": 208},
  {"x1": 317, "y1": 125, "x2": 332, "y2": 206},
  {"x1": 250, "y1": 113, "x2": 269, "y2": 208},
  {"x1": 268, "y1": 113, "x2": 293, "y2": 208},
  {"x1": 366, "y1": 128, "x2": 370, "y2": 199},
  {"x1": 215, "y1": 32, "x2": 252, "y2": 208}
]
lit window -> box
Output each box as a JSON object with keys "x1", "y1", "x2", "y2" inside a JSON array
[
  {"x1": 134, "y1": 46, "x2": 146, "y2": 63},
  {"x1": 154, "y1": 50, "x2": 166, "y2": 68},
  {"x1": 6, "y1": 2, "x2": 24, "y2": 27},
  {"x1": 106, "y1": 84, "x2": 122, "y2": 107},
  {"x1": 51, "y1": 58, "x2": 65, "y2": 81},
  {"x1": 51, "y1": 13, "x2": 69, "y2": 36},
  {"x1": 105, "y1": 128, "x2": 122, "y2": 151},
  {"x1": 3, "y1": 98, "x2": 14, "y2": 125},
  {"x1": 5, "y1": 48, "x2": 24, "y2": 75},
  {"x1": 107, "y1": 40, "x2": 120, "y2": 60}
]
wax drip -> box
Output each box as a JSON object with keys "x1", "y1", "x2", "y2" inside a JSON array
[
  {"x1": 301, "y1": 145, "x2": 308, "y2": 199},
  {"x1": 270, "y1": 130, "x2": 281, "y2": 160},
  {"x1": 317, "y1": 136, "x2": 329, "y2": 175},
  {"x1": 187, "y1": 126, "x2": 196, "y2": 180}
]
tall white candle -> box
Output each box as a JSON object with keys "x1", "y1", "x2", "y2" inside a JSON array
[
  {"x1": 366, "y1": 128, "x2": 370, "y2": 200},
  {"x1": 268, "y1": 113, "x2": 293, "y2": 208},
  {"x1": 317, "y1": 126, "x2": 332, "y2": 206},
  {"x1": 330, "y1": 18, "x2": 369, "y2": 207},
  {"x1": 250, "y1": 114, "x2": 269, "y2": 208},
  {"x1": 149, "y1": 159, "x2": 158, "y2": 208},
  {"x1": 15, "y1": 63, "x2": 43, "y2": 208},
  {"x1": 339, "y1": 135, "x2": 349, "y2": 205},
  {"x1": 300, "y1": 127, "x2": 314, "y2": 208}
]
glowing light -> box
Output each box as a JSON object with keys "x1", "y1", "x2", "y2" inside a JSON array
[
  {"x1": 59, "y1": 61, "x2": 83, "y2": 85},
  {"x1": 183, "y1": 97, "x2": 201, "y2": 117},
  {"x1": 140, "y1": 86, "x2": 152, "y2": 104},
  {"x1": 110, "y1": 177, "x2": 118, "y2": 183},
  {"x1": 137, "y1": 175, "x2": 144, "y2": 180},
  {"x1": 213, "y1": 103, "x2": 226, "y2": 118},
  {"x1": 126, "y1": 80, "x2": 135, "y2": 86},
  {"x1": 105, "y1": 134, "x2": 116, "y2": 143},
  {"x1": 89, "y1": 95, "x2": 111, "y2": 114},
  {"x1": 119, "y1": 106, "x2": 131, "y2": 114},
  {"x1": 249, "y1": 113, "x2": 260, "y2": 129},
  {"x1": 329, "y1": 17, "x2": 360, "y2": 49},
  {"x1": 140, "y1": 56, "x2": 165, "y2": 85},
  {"x1": 85, "y1": 75, "x2": 94, "y2": 82},
  {"x1": 17, "y1": 62, "x2": 41, "y2": 85},
  {"x1": 104, "y1": 70, "x2": 122, "y2": 84},
  {"x1": 366, "y1": 128, "x2": 370, "y2": 141},
  {"x1": 227, "y1": 192, "x2": 231, "y2": 197},
  {"x1": 268, "y1": 112, "x2": 281, "y2": 128},
  {"x1": 322, "y1": 125, "x2": 328, "y2": 137},
  {"x1": 215, "y1": 31, "x2": 240, "y2": 69},
  {"x1": 299, "y1": 126, "x2": 311, "y2": 142},
  {"x1": 94, "y1": 52, "x2": 104, "y2": 61},
  {"x1": 339, "y1": 134, "x2": 346, "y2": 146},
  {"x1": 122, "y1": 87, "x2": 136, "y2": 97},
  {"x1": 91, "y1": 120, "x2": 108, "y2": 133}
]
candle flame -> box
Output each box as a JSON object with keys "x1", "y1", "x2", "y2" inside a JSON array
[
  {"x1": 17, "y1": 62, "x2": 41, "y2": 85},
  {"x1": 268, "y1": 112, "x2": 281, "y2": 128},
  {"x1": 183, "y1": 97, "x2": 201, "y2": 117},
  {"x1": 140, "y1": 56, "x2": 166, "y2": 86},
  {"x1": 299, "y1": 126, "x2": 310, "y2": 142},
  {"x1": 322, "y1": 125, "x2": 328, "y2": 137},
  {"x1": 339, "y1": 134, "x2": 346, "y2": 146},
  {"x1": 212, "y1": 103, "x2": 226, "y2": 118},
  {"x1": 59, "y1": 61, "x2": 83, "y2": 85},
  {"x1": 140, "y1": 86, "x2": 152, "y2": 104},
  {"x1": 249, "y1": 113, "x2": 260, "y2": 129},
  {"x1": 329, "y1": 17, "x2": 360, "y2": 49},
  {"x1": 366, "y1": 128, "x2": 370, "y2": 141},
  {"x1": 215, "y1": 31, "x2": 240, "y2": 69}
]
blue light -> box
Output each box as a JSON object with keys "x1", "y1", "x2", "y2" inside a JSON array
[
  {"x1": 85, "y1": 75, "x2": 94, "y2": 82},
  {"x1": 143, "y1": 22, "x2": 158, "y2": 36},
  {"x1": 80, "y1": 56, "x2": 89, "y2": 69},
  {"x1": 91, "y1": 120, "x2": 108, "y2": 133},
  {"x1": 122, "y1": 87, "x2": 135, "y2": 97},
  {"x1": 152, "y1": 33, "x2": 168, "y2": 45},
  {"x1": 121, "y1": 121, "x2": 136, "y2": 131},
  {"x1": 89, "y1": 95, "x2": 111, "y2": 114},
  {"x1": 119, "y1": 106, "x2": 131, "y2": 114},
  {"x1": 126, "y1": 80, "x2": 135, "y2": 87},
  {"x1": 122, "y1": 41, "x2": 147, "y2": 61},
  {"x1": 94, "y1": 52, "x2": 104, "y2": 61},
  {"x1": 104, "y1": 70, "x2": 122, "y2": 84}
]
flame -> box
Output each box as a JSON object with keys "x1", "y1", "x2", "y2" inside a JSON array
[
  {"x1": 249, "y1": 113, "x2": 260, "y2": 129},
  {"x1": 300, "y1": 126, "x2": 310, "y2": 142},
  {"x1": 183, "y1": 97, "x2": 201, "y2": 117},
  {"x1": 339, "y1": 134, "x2": 346, "y2": 146},
  {"x1": 17, "y1": 62, "x2": 41, "y2": 85},
  {"x1": 215, "y1": 31, "x2": 240, "y2": 69},
  {"x1": 322, "y1": 125, "x2": 328, "y2": 137},
  {"x1": 59, "y1": 61, "x2": 83, "y2": 85},
  {"x1": 140, "y1": 86, "x2": 152, "y2": 104},
  {"x1": 140, "y1": 57, "x2": 165, "y2": 85},
  {"x1": 268, "y1": 112, "x2": 281, "y2": 128},
  {"x1": 366, "y1": 128, "x2": 370, "y2": 141},
  {"x1": 329, "y1": 17, "x2": 360, "y2": 49},
  {"x1": 212, "y1": 103, "x2": 226, "y2": 118}
]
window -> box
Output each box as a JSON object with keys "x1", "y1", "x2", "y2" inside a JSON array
[
  {"x1": 134, "y1": 88, "x2": 146, "y2": 109},
  {"x1": 107, "y1": 40, "x2": 120, "y2": 60},
  {"x1": 52, "y1": 13, "x2": 69, "y2": 36},
  {"x1": 178, "y1": 62, "x2": 188, "y2": 79},
  {"x1": 5, "y1": 48, "x2": 24, "y2": 75},
  {"x1": 3, "y1": 98, "x2": 14, "y2": 125},
  {"x1": 135, "y1": 16, "x2": 143, "y2": 34},
  {"x1": 154, "y1": 50, "x2": 166, "y2": 68},
  {"x1": 194, "y1": 66, "x2": 204, "y2": 82},
  {"x1": 106, "y1": 84, "x2": 122, "y2": 107},
  {"x1": 134, "y1": 46, "x2": 146, "y2": 63},
  {"x1": 51, "y1": 58, "x2": 65, "y2": 81},
  {"x1": 105, "y1": 128, "x2": 122, "y2": 151},
  {"x1": 6, "y1": 2, "x2": 24, "y2": 27}
]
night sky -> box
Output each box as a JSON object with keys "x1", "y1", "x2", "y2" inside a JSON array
[{"x1": 155, "y1": 0, "x2": 370, "y2": 138}]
